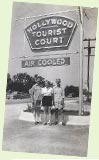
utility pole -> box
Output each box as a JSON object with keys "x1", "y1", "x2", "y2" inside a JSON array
[
  {"x1": 83, "y1": 38, "x2": 95, "y2": 100},
  {"x1": 79, "y1": 7, "x2": 84, "y2": 115}
]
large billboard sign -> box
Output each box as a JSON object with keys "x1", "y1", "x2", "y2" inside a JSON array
[
  {"x1": 22, "y1": 57, "x2": 70, "y2": 68},
  {"x1": 25, "y1": 16, "x2": 77, "y2": 52}
]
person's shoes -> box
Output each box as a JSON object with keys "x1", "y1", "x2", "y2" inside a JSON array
[
  {"x1": 62, "y1": 122, "x2": 65, "y2": 126},
  {"x1": 54, "y1": 122, "x2": 58, "y2": 125},
  {"x1": 49, "y1": 123, "x2": 52, "y2": 126},
  {"x1": 37, "y1": 121, "x2": 39, "y2": 124},
  {"x1": 47, "y1": 120, "x2": 51, "y2": 124},
  {"x1": 34, "y1": 122, "x2": 38, "y2": 125},
  {"x1": 43, "y1": 122, "x2": 47, "y2": 125},
  {"x1": 47, "y1": 120, "x2": 52, "y2": 126}
]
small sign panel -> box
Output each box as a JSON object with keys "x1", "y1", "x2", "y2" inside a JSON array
[
  {"x1": 25, "y1": 16, "x2": 77, "y2": 52},
  {"x1": 22, "y1": 57, "x2": 70, "y2": 68}
]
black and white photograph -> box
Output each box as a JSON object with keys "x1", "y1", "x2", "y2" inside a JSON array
[{"x1": 2, "y1": 2, "x2": 98, "y2": 157}]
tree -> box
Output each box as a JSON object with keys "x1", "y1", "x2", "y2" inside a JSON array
[
  {"x1": 11, "y1": 72, "x2": 54, "y2": 93},
  {"x1": 6, "y1": 73, "x2": 13, "y2": 92},
  {"x1": 64, "y1": 85, "x2": 79, "y2": 97},
  {"x1": 12, "y1": 73, "x2": 35, "y2": 93}
]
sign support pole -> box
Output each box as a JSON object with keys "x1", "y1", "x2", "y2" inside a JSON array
[
  {"x1": 23, "y1": 18, "x2": 26, "y2": 55},
  {"x1": 79, "y1": 7, "x2": 84, "y2": 115}
]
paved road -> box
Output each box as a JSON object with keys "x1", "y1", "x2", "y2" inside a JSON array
[
  {"x1": 6, "y1": 98, "x2": 91, "y2": 112},
  {"x1": 2, "y1": 103, "x2": 89, "y2": 157}
]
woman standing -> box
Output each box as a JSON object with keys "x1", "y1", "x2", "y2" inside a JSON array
[{"x1": 41, "y1": 80, "x2": 53, "y2": 125}]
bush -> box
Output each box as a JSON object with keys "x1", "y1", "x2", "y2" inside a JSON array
[
  {"x1": 83, "y1": 89, "x2": 88, "y2": 96},
  {"x1": 64, "y1": 85, "x2": 79, "y2": 97}
]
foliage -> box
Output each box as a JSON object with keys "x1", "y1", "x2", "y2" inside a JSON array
[
  {"x1": 12, "y1": 72, "x2": 35, "y2": 93},
  {"x1": 6, "y1": 73, "x2": 13, "y2": 92},
  {"x1": 6, "y1": 73, "x2": 53, "y2": 94},
  {"x1": 83, "y1": 89, "x2": 88, "y2": 96},
  {"x1": 64, "y1": 85, "x2": 79, "y2": 97}
]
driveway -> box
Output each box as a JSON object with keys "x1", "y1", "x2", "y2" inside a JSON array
[{"x1": 2, "y1": 103, "x2": 89, "y2": 157}]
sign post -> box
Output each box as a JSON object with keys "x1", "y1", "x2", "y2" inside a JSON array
[{"x1": 79, "y1": 7, "x2": 84, "y2": 115}]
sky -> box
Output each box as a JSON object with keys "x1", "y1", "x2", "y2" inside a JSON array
[{"x1": 8, "y1": 2, "x2": 98, "y2": 90}]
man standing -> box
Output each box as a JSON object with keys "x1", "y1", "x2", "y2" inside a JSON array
[
  {"x1": 53, "y1": 78, "x2": 65, "y2": 126},
  {"x1": 29, "y1": 77, "x2": 42, "y2": 125}
]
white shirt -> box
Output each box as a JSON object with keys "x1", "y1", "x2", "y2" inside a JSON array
[{"x1": 41, "y1": 87, "x2": 53, "y2": 96}]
